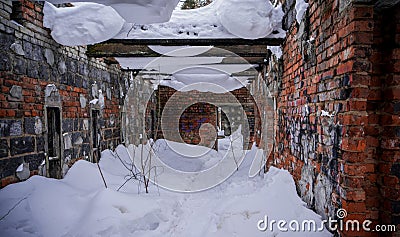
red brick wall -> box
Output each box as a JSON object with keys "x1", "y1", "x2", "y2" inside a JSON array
[
  {"x1": 155, "y1": 86, "x2": 256, "y2": 148},
  {"x1": 274, "y1": 0, "x2": 399, "y2": 236},
  {"x1": 373, "y1": 4, "x2": 400, "y2": 233}
]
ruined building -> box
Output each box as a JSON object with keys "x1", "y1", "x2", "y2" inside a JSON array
[{"x1": 0, "y1": 0, "x2": 399, "y2": 236}]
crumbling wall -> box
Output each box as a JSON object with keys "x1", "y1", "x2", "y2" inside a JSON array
[
  {"x1": 373, "y1": 3, "x2": 400, "y2": 232},
  {"x1": 268, "y1": 0, "x2": 399, "y2": 235},
  {"x1": 155, "y1": 86, "x2": 255, "y2": 147},
  {"x1": 122, "y1": 73, "x2": 155, "y2": 146},
  {"x1": 0, "y1": 0, "x2": 127, "y2": 186}
]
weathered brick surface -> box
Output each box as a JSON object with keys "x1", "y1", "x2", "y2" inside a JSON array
[
  {"x1": 155, "y1": 86, "x2": 256, "y2": 148},
  {"x1": 270, "y1": 0, "x2": 400, "y2": 236},
  {"x1": 0, "y1": 0, "x2": 129, "y2": 187},
  {"x1": 373, "y1": 3, "x2": 400, "y2": 234}
]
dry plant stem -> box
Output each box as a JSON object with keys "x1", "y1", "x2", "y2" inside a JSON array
[
  {"x1": 0, "y1": 196, "x2": 28, "y2": 221},
  {"x1": 95, "y1": 150, "x2": 108, "y2": 189},
  {"x1": 229, "y1": 135, "x2": 240, "y2": 171}
]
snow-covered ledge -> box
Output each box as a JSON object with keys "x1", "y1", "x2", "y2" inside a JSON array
[
  {"x1": 43, "y1": 0, "x2": 285, "y2": 46},
  {"x1": 114, "y1": 0, "x2": 285, "y2": 40}
]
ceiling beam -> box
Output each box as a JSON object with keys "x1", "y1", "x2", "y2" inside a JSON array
[
  {"x1": 86, "y1": 38, "x2": 282, "y2": 60},
  {"x1": 87, "y1": 44, "x2": 271, "y2": 59}
]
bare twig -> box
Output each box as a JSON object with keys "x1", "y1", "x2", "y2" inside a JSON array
[
  {"x1": 127, "y1": 23, "x2": 135, "y2": 37},
  {"x1": 0, "y1": 196, "x2": 28, "y2": 221},
  {"x1": 94, "y1": 150, "x2": 107, "y2": 189}
]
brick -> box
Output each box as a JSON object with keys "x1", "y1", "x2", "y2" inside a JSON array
[
  {"x1": 341, "y1": 114, "x2": 368, "y2": 125},
  {"x1": 381, "y1": 138, "x2": 400, "y2": 150},
  {"x1": 6, "y1": 110, "x2": 16, "y2": 117},
  {"x1": 351, "y1": 74, "x2": 371, "y2": 86},
  {"x1": 343, "y1": 190, "x2": 366, "y2": 202},
  {"x1": 342, "y1": 138, "x2": 367, "y2": 152},
  {"x1": 342, "y1": 200, "x2": 367, "y2": 213},
  {"x1": 348, "y1": 100, "x2": 367, "y2": 111},
  {"x1": 384, "y1": 176, "x2": 399, "y2": 186},
  {"x1": 384, "y1": 87, "x2": 400, "y2": 100},
  {"x1": 337, "y1": 61, "x2": 354, "y2": 75}
]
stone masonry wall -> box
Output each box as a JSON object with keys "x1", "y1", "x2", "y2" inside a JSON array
[{"x1": 0, "y1": 0, "x2": 128, "y2": 187}]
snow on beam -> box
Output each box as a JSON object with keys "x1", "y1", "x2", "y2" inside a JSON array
[{"x1": 92, "y1": 38, "x2": 283, "y2": 47}]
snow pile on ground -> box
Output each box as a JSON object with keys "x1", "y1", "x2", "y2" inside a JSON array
[
  {"x1": 127, "y1": 127, "x2": 247, "y2": 192},
  {"x1": 153, "y1": 139, "x2": 226, "y2": 172},
  {"x1": 0, "y1": 141, "x2": 332, "y2": 237},
  {"x1": 43, "y1": 0, "x2": 285, "y2": 46}
]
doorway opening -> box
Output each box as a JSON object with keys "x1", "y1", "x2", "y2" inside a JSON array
[
  {"x1": 46, "y1": 107, "x2": 62, "y2": 178},
  {"x1": 91, "y1": 109, "x2": 100, "y2": 163}
]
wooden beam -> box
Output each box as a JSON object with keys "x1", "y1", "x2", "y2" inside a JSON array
[
  {"x1": 87, "y1": 38, "x2": 282, "y2": 59},
  {"x1": 87, "y1": 44, "x2": 270, "y2": 59}
]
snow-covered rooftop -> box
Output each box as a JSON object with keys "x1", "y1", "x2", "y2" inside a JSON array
[{"x1": 43, "y1": 0, "x2": 285, "y2": 46}]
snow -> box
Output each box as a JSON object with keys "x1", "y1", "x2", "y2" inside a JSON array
[
  {"x1": 154, "y1": 66, "x2": 248, "y2": 93},
  {"x1": 43, "y1": 2, "x2": 125, "y2": 46},
  {"x1": 116, "y1": 0, "x2": 286, "y2": 39},
  {"x1": 268, "y1": 45, "x2": 283, "y2": 59},
  {"x1": 320, "y1": 110, "x2": 334, "y2": 118},
  {"x1": 89, "y1": 98, "x2": 99, "y2": 104},
  {"x1": 116, "y1": 51, "x2": 255, "y2": 93},
  {"x1": 115, "y1": 56, "x2": 225, "y2": 71},
  {"x1": 153, "y1": 139, "x2": 226, "y2": 172},
  {"x1": 16, "y1": 164, "x2": 24, "y2": 172},
  {"x1": 295, "y1": 0, "x2": 309, "y2": 23},
  {"x1": 45, "y1": 0, "x2": 180, "y2": 24},
  {"x1": 0, "y1": 137, "x2": 332, "y2": 236},
  {"x1": 216, "y1": 0, "x2": 275, "y2": 39},
  {"x1": 148, "y1": 45, "x2": 213, "y2": 56},
  {"x1": 43, "y1": 0, "x2": 286, "y2": 46}
]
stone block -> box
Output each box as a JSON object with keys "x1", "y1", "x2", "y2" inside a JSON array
[
  {"x1": 8, "y1": 85, "x2": 22, "y2": 101},
  {"x1": 13, "y1": 56, "x2": 27, "y2": 75},
  {"x1": 36, "y1": 136, "x2": 45, "y2": 152},
  {"x1": 44, "y1": 48, "x2": 54, "y2": 66},
  {"x1": 62, "y1": 119, "x2": 73, "y2": 133},
  {"x1": 38, "y1": 63, "x2": 50, "y2": 81},
  {"x1": 24, "y1": 116, "x2": 42, "y2": 135},
  {"x1": 0, "y1": 139, "x2": 9, "y2": 158},
  {"x1": 24, "y1": 153, "x2": 45, "y2": 171},
  {"x1": 0, "y1": 52, "x2": 11, "y2": 71},
  {"x1": 27, "y1": 60, "x2": 39, "y2": 79},
  {"x1": 10, "y1": 42, "x2": 25, "y2": 56},
  {"x1": 10, "y1": 136, "x2": 34, "y2": 155},
  {"x1": 0, "y1": 120, "x2": 23, "y2": 137},
  {"x1": 0, "y1": 156, "x2": 23, "y2": 179}
]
